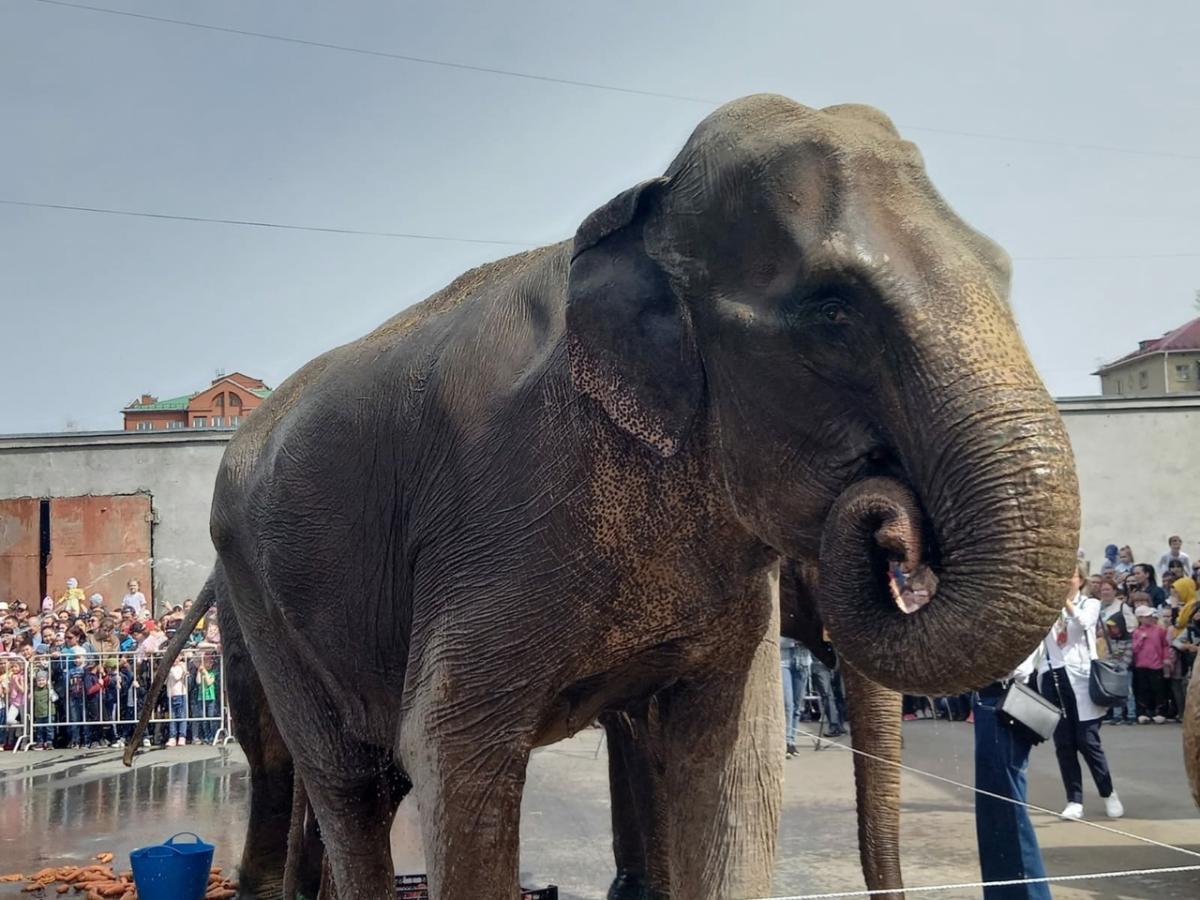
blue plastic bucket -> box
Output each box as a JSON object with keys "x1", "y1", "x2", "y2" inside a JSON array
[{"x1": 130, "y1": 832, "x2": 215, "y2": 900}]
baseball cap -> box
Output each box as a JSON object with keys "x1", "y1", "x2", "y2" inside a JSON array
[
  {"x1": 89, "y1": 594, "x2": 104, "y2": 605},
  {"x1": 129, "y1": 622, "x2": 145, "y2": 634}
]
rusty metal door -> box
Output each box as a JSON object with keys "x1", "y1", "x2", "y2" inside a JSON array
[
  {"x1": 0, "y1": 497, "x2": 41, "y2": 604},
  {"x1": 44, "y1": 495, "x2": 153, "y2": 612}
]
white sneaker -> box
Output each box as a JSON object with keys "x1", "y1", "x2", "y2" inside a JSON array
[
  {"x1": 1060, "y1": 802, "x2": 1084, "y2": 819},
  {"x1": 1152, "y1": 715, "x2": 1166, "y2": 724},
  {"x1": 141, "y1": 738, "x2": 150, "y2": 748},
  {"x1": 1105, "y1": 792, "x2": 1125, "y2": 819},
  {"x1": 166, "y1": 738, "x2": 176, "y2": 747},
  {"x1": 1137, "y1": 715, "x2": 1149, "y2": 724}
]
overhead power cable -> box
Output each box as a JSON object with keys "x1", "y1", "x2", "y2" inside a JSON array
[
  {"x1": 4, "y1": 197, "x2": 1199, "y2": 261},
  {"x1": 24, "y1": 0, "x2": 714, "y2": 104},
  {"x1": 0, "y1": 198, "x2": 541, "y2": 247},
  {"x1": 24, "y1": 0, "x2": 1200, "y2": 163}
]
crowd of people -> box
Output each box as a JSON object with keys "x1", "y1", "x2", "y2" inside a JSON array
[{"x1": 0, "y1": 578, "x2": 222, "y2": 751}]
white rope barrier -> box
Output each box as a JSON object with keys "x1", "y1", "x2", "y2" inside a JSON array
[
  {"x1": 755, "y1": 863, "x2": 1200, "y2": 899},
  {"x1": 793, "y1": 726, "x2": 1200, "y2": 859},
  {"x1": 742, "y1": 725, "x2": 1200, "y2": 899}
]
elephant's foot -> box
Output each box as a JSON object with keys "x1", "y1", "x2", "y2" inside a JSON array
[
  {"x1": 607, "y1": 872, "x2": 668, "y2": 900},
  {"x1": 233, "y1": 874, "x2": 284, "y2": 900}
]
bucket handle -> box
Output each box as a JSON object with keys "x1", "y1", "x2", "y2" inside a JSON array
[
  {"x1": 137, "y1": 845, "x2": 183, "y2": 858},
  {"x1": 165, "y1": 832, "x2": 209, "y2": 846}
]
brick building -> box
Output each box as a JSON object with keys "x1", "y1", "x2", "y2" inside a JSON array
[
  {"x1": 122, "y1": 372, "x2": 272, "y2": 431},
  {"x1": 1094, "y1": 315, "x2": 1200, "y2": 397}
]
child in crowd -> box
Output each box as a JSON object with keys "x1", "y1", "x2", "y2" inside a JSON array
[
  {"x1": 83, "y1": 659, "x2": 107, "y2": 748},
  {"x1": 166, "y1": 656, "x2": 189, "y2": 747},
  {"x1": 1131, "y1": 605, "x2": 1170, "y2": 724},
  {"x1": 31, "y1": 670, "x2": 56, "y2": 749}
]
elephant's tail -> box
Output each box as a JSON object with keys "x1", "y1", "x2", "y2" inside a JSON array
[
  {"x1": 282, "y1": 774, "x2": 309, "y2": 900},
  {"x1": 121, "y1": 565, "x2": 221, "y2": 766}
]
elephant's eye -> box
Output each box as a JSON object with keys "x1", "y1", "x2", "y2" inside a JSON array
[{"x1": 819, "y1": 299, "x2": 850, "y2": 325}]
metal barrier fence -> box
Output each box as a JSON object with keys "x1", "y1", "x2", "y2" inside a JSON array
[{"x1": 2, "y1": 648, "x2": 233, "y2": 753}]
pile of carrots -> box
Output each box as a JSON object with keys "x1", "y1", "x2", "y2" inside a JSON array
[{"x1": 0, "y1": 853, "x2": 236, "y2": 899}]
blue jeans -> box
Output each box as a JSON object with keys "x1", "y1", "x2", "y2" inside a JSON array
[
  {"x1": 67, "y1": 696, "x2": 84, "y2": 745},
  {"x1": 781, "y1": 659, "x2": 810, "y2": 746},
  {"x1": 191, "y1": 698, "x2": 215, "y2": 743},
  {"x1": 34, "y1": 716, "x2": 53, "y2": 745},
  {"x1": 973, "y1": 693, "x2": 1051, "y2": 900},
  {"x1": 169, "y1": 696, "x2": 187, "y2": 739},
  {"x1": 810, "y1": 658, "x2": 844, "y2": 731}
]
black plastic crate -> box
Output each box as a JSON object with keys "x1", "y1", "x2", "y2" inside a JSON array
[{"x1": 395, "y1": 874, "x2": 557, "y2": 899}]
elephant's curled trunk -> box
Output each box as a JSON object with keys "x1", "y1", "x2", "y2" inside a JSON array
[{"x1": 817, "y1": 382, "x2": 1079, "y2": 696}]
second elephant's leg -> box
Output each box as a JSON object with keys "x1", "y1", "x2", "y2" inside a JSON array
[
  {"x1": 602, "y1": 706, "x2": 670, "y2": 900},
  {"x1": 841, "y1": 664, "x2": 905, "y2": 900}
]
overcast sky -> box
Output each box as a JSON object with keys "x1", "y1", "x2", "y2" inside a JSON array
[{"x1": 3, "y1": 1, "x2": 1198, "y2": 434}]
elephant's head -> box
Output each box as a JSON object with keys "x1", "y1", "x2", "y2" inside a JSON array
[{"x1": 566, "y1": 94, "x2": 1078, "y2": 694}]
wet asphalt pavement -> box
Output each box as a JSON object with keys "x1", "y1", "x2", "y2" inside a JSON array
[{"x1": 1, "y1": 721, "x2": 1197, "y2": 899}]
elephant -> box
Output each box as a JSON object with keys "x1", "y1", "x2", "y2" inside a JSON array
[
  {"x1": 125, "y1": 93, "x2": 1079, "y2": 900},
  {"x1": 605, "y1": 558, "x2": 905, "y2": 900}
]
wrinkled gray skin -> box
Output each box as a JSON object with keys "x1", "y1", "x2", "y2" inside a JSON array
[
  {"x1": 127, "y1": 94, "x2": 1078, "y2": 900},
  {"x1": 605, "y1": 559, "x2": 904, "y2": 900}
]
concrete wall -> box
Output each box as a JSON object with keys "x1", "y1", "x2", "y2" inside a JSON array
[
  {"x1": 1058, "y1": 395, "x2": 1200, "y2": 568},
  {"x1": 0, "y1": 430, "x2": 229, "y2": 607},
  {"x1": 2, "y1": 395, "x2": 1199, "y2": 607}
]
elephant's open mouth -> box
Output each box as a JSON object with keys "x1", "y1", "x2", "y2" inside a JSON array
[
  {"x1": 888, "y1": 565, "x2": 938, "y2": 614},
  {"x1": 820, "y1": 474, "x2": 942, "y2": 617}
]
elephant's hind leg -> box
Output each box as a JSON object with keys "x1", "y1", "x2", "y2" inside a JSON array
[
  {"x1": 298, "y1": 755, "x2": 409, "y2": 900},
  {"x1": 221, "y1": 604, "x2": 304, "y2": 900}
]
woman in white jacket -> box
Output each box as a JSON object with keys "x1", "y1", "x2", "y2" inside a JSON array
[{"x1": 1039, "y1": 560, "x2": 1123, "y2": 819}]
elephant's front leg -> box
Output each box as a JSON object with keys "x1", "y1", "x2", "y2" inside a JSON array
[
  {"x1": 659, "y1": 614, "x2": 784, "y2": 897},
  {"x1": 841, "y1": 664, "x2": 905, "y2": 900},
  {"x1": 400, "y1": 671, "x2": 532, "y2": 900}
]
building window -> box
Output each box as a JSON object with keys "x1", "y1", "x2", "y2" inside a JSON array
[
  {"x1": 212, "y1": 416, "x2": 224, "y2": 427},
  {"x1": 193, "y1": 417, "x2": 206, "y2": 428},
  {"x1": 230, "y1": 416, "x2": 240, "y2": 426},
  {"x1": 1176, "y1": 364, "x2": 1191, "y2": 382},
  {"x1": 136, "y1": 421, "x2": 153, "y2": 431},
  {"x1": 167, "y1": 421, "x2": 183, "y2": 429},
  {"x1": 213, "y1": 393, "x2": 225, "y2": 408},
  {"x1": 1139, "y1": 370, "x2": 1149, "y2": 389},
  {"x1": 229, "y1": 392, "x2": 242, "y2": 407}
]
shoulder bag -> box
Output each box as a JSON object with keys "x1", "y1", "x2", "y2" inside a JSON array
[
  {"x1": 996, "y1": 643, "x2": 1061, "y2": 745},
  {"x1": 998, "y1": 679, "x2": 1061, "y2": 745},
  {"x1": 1089, "y1": 620, "x2": 1131, "y2": 707}
]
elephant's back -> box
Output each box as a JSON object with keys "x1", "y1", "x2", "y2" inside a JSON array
[{"x1": 218, "y1": 241, "x2": 570, "y2": 491}]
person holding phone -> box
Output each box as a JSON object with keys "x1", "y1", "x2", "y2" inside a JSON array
[{"x1": 1038, "y1": 560, "x2": 1123, "y2": 820}]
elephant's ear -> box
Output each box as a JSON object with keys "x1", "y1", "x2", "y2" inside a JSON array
[{"x1": 566, "y1": 178, "x2": 703, "y2": 458}]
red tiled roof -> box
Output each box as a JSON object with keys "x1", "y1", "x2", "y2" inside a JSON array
[{"x1": 1096, "y1": 315, "x2": 1200, "y2": 372}]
